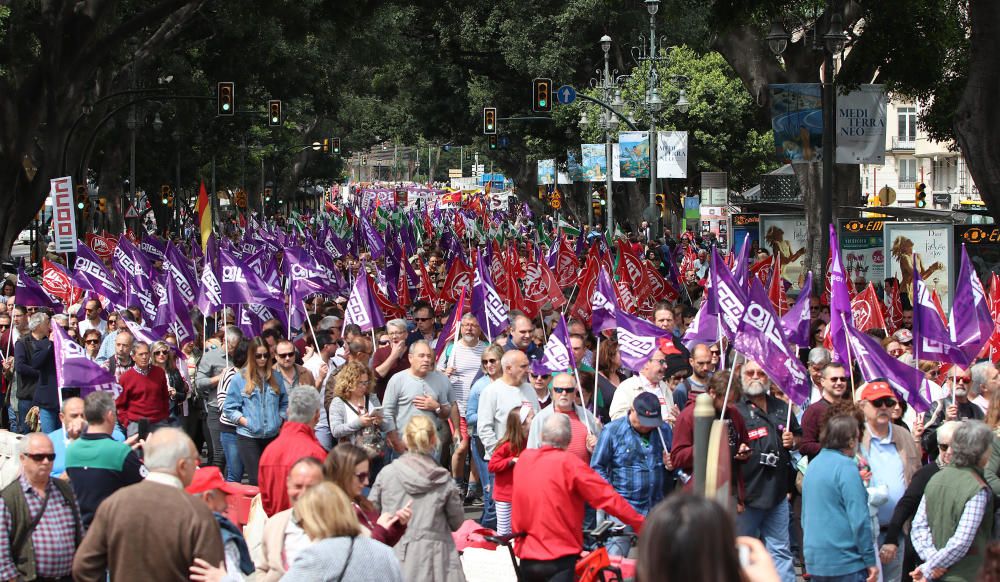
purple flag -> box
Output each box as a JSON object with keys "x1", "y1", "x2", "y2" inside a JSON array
[
  {"x1": 360, "y1": 214, "x2": 385, "y2": 260},
  {"x1": 153, "y1": 276, "x2": 196, "y2": 347},
  {"x1": 124, "y1": 320, "x2": 186, "y2": 363},
  {"x1": 236, "y1": 303, "x2": 287, "y2": 339},
  {"x1": 539, "y1": 315, "x2": 577, "y2": 373},
  {"x1": 616, "y1": 310, "x2": 672, "y2": 372},
  {"x1": 591, "y1": 267, "x2": 618, "y2": 334},
  {"x1": 912, "y1": 265, "x2": 965, "y2": 364},
  {"x1": 780, "y1": 271, "x2": 813, "y2": 346},
  {"x1": 72, "y1": 244, "x2": 126, "y2": 308},
  {"x1": 163, "y1": 242, "x2": 197, "y2": 305},
  {"x1": 435, "y1": 286, "x2": 468, "y2": 362},
  {"x1": 113, "y1": 236, "x2": 157, "y2": 321},
  {"x1": 733, "y1": 279, "x2": 811, "y2": 404},
  {"x1": 828, "y1": 225, "x2": 852, "y2": 365},
  {"x1": 139, "y1": 235, "x2": 167, "y2": 263},
  {"x1": 706, "y1": 248, "x2": 746, "y2": 341},
  {"x1": 217, "y1": 247, "x2": 284, "y2": 313},
  {"x1": 471, "y1": 251, "x2": 509, "y2": 341},
  {"x1": 948, "y1": 245, "x2": 994, "y2": 366},
  {"x1": 343, "y1": 269, "x2": 385, "y2": 333},
  {"x1": 731, "y1": 233, "x2": 751, "y2": 289},
  {"x1": 196, "y1": 240, "x2": 223, "y2": 317},
  {"x1": 51, "y1": 321, "x2": 121, "y2": 398},
  {"x1": 845, "y1": 323, "x2": 932, "y2": 413},
  {"x1": 15, "y1": 266, "x2": 62, "y2": 311}
]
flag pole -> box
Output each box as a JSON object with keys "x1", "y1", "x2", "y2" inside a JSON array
[
  {"x1": 594, "y1": 335, "x2": 601, "y2": 419},
  {"x1": 222, "y1": 306, "x2": 229, "y2": 369},
  {"x1": 572, "y1": 367, "x2": 595, "y2": 436},
  {"x1": 840, "y1": 313, "x2": 856, "y2": 400},
  {"x1": 302, "y1": 300, "x2": 322, "y2": 355},
  {"x1": 719, "y1": 352, "x2": 743, "y2": 422}
]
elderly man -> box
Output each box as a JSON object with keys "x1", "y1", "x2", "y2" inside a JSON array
[
  {"x1": 799, "y1": 362, "x2": 850, "y2": 461},
  {"x1": 196, "y1": 325, "x2": 244, "y2": 470},
  {"x1": 528, "y1": 372, "x2": 600, "y2": 458},
  {"x1": 477, "y1": 349, "x2": 540, "y2": 459},
  {"x1": 383, "y1": 340, "x2": 454, "y2": 457},
  {"x1": 591, "y1": 392, "x2": 669, "y2": 556},
  {"x1": 609, "y1": 343, "x2": 678, "y2": 425},
  {"x1": 802, "y1": 415, "x2": 878, "y2": 582},
  {"x1": 438, "y1": 313, "x2": 487, "y2": 496},
  {"x1": 49, "y1": 394, "x2": 126, "y2": 477},
  {"x1": 257, "y1": 387, "x2": 327, "y2": 516},
  {"x1": 116, "y1": 341, "x2": 172, "y2": 437},
  {"x1": 734, "y1": 359, "x2": 801, "y2": 582},
  {"x1": 505, "y1": 314, "x2": 542, "y2": 362},
  {"x1": 512, "y1": 414, "x2": 644, "y2": 581},
  {"x1": 373, "y1": 319, "x2": 411, "y2": 400},
  {"x1": 78, "y1": 299, "x2": 106, "y2": 337},
  {"x1": 95, "y1": 311, "x2": 133, "y2": 365},
  {"x1": 65, "y1": 391, "x2": 144, "y2": 529},
  {"x1": 0, "y1": 433, "x2": 82, "y2": 582},
  {"x1": 254, "y1": 457, "x2": 325, "y2": 581},
  {"x1": 910, "y1": 420, "x2": 995, "y2": 582},
  {"x1": 73, "y1": 428, "x2": 224, "y2": 582},
  {"x1": 406, "y1": 301, "x2": 440, "y2": 347},
  {"x1": 14, "y1": 312, "x2": 59, "y2": 433},
  {"x1": 858, "y1": 380, "x2": 921, "y2": 582},
  {"x1": 805, "y1": 347, "x2": 831, "y2": 404},
  {"x1": 102, "y1": 329, "x2": 134, "y2": 382},
  {"x1": 970, "y1": 360, "x2": 1000, "y2": 414},
  {"x1": 922, "y1": 366, "x2": 984, "y2": 459}
]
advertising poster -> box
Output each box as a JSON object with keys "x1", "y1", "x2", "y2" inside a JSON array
[
  {"x1": 769, "y1": 83, "x2": 822, "y2": 163},
  {"x1": 836, "y1": 85, "x2": 887, "y2": 164},
  {"x1": 580, "y1": 144, "x2": 608, "y2": 182},
  {"x1": 838, "y1": 218, "x2": 886, "y2": 289},
  {"x1": 884, "y1": 222, "x2": 953, "y2": 310},
  {"x1": 537, "y1": 159, "x2": 556, "y2": 185},
  {"x1": 612, "y1": 145, "x2": 635, "y2": 183},
  {"x1": 759, "y1": 214, "x2": 809, "y2": 293},
  {"x1": 731, "y1": 213, "x2": 760, "y2": 257},
  {"x1": 618, "y1": 131, "x2": 650, "y2": 178},
  {"x1": 657, "y1": 131, "x2": 688, "y2": 178},
  {"x1": 955, "y1": 225, "x2": 1000, "y2": 283},
  {"x1": 566, "y1": 149, "x2": 584, "y2": 182},
  {"x1": 700, "y1": 206, "x2": 729, "y2": 250}
]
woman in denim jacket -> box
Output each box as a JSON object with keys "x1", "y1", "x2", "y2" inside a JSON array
[{"x1": 223, "y1": 337, "x2": 288, "y2": 485}]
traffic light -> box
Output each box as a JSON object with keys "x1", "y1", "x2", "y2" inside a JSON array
[
  {"x1": 332, "y1": 138, "x2": 341, "y2": 155},
  {"x1": 532, "y1": 78, "x2": 553, "y2": 113},
  {"x1": 655, "y1": 193, "x2": 665, "y2": 208},
  {"x1": 268, "y1": 100, "x2": 281, "y2": 126},
  {"x1": 321, "y1": 138, "x2": 330, "y2": 154},
  {"x1": 488, "y1": 135, "x2": 498, "y2": 150},
  {"x1": 75, "y1": 185, "x2": 87, "y2": 210},
  {"x1": 483, "y1": 107, "x2": 497, "y2": 135},
  {"x1": 97, "y1": 198, "x2": 107, "y2": 213},
  {"x1": 915, "y1": 182, "x2": 927, "y2": 208},
  {"x1": 592, "y1": 199, "x2": 602, "y2": 217},
  {"x1": 217, "y1": 82, "x2": 235, "y2": 116},
  {"x1": 161, "y1": 185, "x2": 171, "y2": 205}
]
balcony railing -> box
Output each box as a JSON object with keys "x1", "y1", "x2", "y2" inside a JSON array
[
  {"x1": 892, "y1": 137, "x2": 916, "y2": 150},
  {"x1": 898, "y1": 180, "x2": 916, "y2": 190}
]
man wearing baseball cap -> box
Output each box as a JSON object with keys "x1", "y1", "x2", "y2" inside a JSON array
[
  {"x1": 858, "y1": 379, "x2": 921, "y2": 582},
  {"x1": 186, "y1": 466, "x2": 254, "y2": 580},
  {"x1": 591, "y1": 392, "x2": 671, "y2": 557}
]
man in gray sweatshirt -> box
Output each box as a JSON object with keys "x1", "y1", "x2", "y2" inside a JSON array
[{"x1": 476, "y1": 349, "x2": 539, "y2": 458}]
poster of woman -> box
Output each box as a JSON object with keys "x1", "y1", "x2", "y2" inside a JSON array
[
  {"x1": 759, "y1": 215, "x2": 808, "y2": 293},
  {"x1": 883, "y1": 222, "x2": 953, "y2": 310}
]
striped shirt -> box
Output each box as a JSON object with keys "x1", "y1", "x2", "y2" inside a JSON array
[
  {"x1": 217, "y1": 367, "x2": 239, "y2": 427},
  {"x1": 437, "y1": 341, "x2": 486, "y2": 417},
  {"x1": 911, "y1": 489, "x2": 990, "y2": 579}
]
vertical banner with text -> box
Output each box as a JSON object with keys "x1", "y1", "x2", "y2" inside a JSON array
[
  {"x1": 657, "y1": 131, "x2": 688, "y2": 178},
  {"x1": 836, "y1": 84, "x2": 887, "y2": 164},
  {"x1": 50, "y1": 176, "x2": 78, "y2": 254}
]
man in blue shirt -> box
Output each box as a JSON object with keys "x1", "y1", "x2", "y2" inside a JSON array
[
  {"x1": 48, "y1": 396, "x2": 125, "y2": 478},
  {"x1": 591, "y1": 391, "x2": 670, "y2": 556}
]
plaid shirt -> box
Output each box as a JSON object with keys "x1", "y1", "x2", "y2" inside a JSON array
[
  {"x1": 590, "y1": 416, "x2": 666, "y2": 515},
  {"x1": 0, "y1": 475, "x2": 80, "y2": 579},
  {"x1": 911, "y1": 489, "x2": 989, "y2": 579}
]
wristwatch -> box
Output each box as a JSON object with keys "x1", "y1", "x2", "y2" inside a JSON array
[{"x1": 434, "y1": 406, "x2": 442, "y2": 416}]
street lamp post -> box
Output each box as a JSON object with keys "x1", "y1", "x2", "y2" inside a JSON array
[{"x1": 600, "y1": 35, "x2": 619, "y2": 234}]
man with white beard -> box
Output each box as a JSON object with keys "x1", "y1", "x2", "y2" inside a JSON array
[
  {"x1": 437, "y1": 313, "x2": 487, "y2": 496},
  {"x1": 732, "y1": 359, "x2": 801, "y2": 582},
  {"x1": 921, "y1": 365, "x2": 984, "y2": 461}
]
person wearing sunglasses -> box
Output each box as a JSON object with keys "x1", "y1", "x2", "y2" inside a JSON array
[
  {"x1": 798, "y1": 362, "x2": 851, "y2": 461},
  {"x1": 116, "y1": 341, "x2": 174, "y2": 439},
  {"x1": 0, "y1": 433, "x2": 82, "y2": 582},
  {"x1": 81, "y1": 329, "x2": 102, "y2": 362},
  {"x1": 464, "y1": 344, "x2": 505, "y2": 529},
  {"x1": 405, "y1": 302, "x2": 440, "y2": 348},
  {"x1": 150, "y1": 340, "x2": 190, "y2": 426},
  {"x1": 78, "y1": 299, "x2": 107, "y2": 338},
  {"x1": 858, "y1": 380, "x2": 922, "y2": 582},
  {"x1": 921, "y1": 366, "x2": 985, "y2": 462}
]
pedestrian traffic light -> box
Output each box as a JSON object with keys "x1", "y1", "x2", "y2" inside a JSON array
[
  {"x1": 97, "y1": 198, "x2": 107, "y2": 213},
  {"x1": 268, "y1": 100, "x2": 281, "y2": 126},
  {"x1": 915, "y1": 182, "x2": 927, "y2": 208},
  {"x1": 483, "y1": 107, "x2": 497, "y2": 135},
  {"x1": 332, "y1": 138, "x2": 341, "y2": 155},
  {"x1": 532, "y1": 78, "x2": 553, "y2": 113},
  {"x1": 488, "y1": 135, "x2": 498, "y2": 150},
  {"x1": 217, "y1": 82, "x2": 235, "y2": 116}
]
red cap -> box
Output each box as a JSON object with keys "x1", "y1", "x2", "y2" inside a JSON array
[
  {"x1": 858, "y1": 380, "x2": 894, "y2": 402},
  {"x1": 186, "y1": 466, "x2": 245, "y2": 496}
]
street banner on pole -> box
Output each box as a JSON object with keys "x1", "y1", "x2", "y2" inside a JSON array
[
  {"x1": 50, "y1": 176, "x2": 78, "y2": 254},
  {"x1": 618, "y1": 131, "x2": 650, "y2": 178},
  {"x1": 657, "y1": 131, "x2": 688, "y2": 178},
  {"x1": 536, "y1": 160, "x2": 556, "y2": 185},
  {"x1": 580, "y1": 144, "x2": 608, "y2": 182},
  {"x1": 835, "y1": 85, "x2": 886, "y2": 164}
]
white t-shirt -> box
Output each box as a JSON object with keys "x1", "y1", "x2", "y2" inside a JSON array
[
  {"x1": 78, "y1": 318, "x2": 107, "y2": 337},
  {"x1": 436, "y1": 341, "x2": 487, "y2": 416}
]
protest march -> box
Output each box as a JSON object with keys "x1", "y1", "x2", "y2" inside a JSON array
[{"x1": 3, "y1": 179, "x2": 1000, "y2": 582}]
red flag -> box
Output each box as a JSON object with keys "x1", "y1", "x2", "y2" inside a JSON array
[
  {"x1": 615, "y1": 241, "x2": 650, "y2": 314},
  {"x1": 886, "y1": 278, "x2": 904, "y2": 333},
  {"x1": 767, "y1": 254, "x2": 788, "y2": 316},
  {"x1": 86, "y1": 233, "x2": 116, "y2": 262},
  {"x1": 930, "y1": 290, "x2": 948, "y2": 326},
  {"x1": 416, "y1": 257, "x2": 439, "y2": 304},
  {"x1": 554, "y1": 237, "x2": 578, "y2": 288},
  {"x1": 435, "y1": 286, "x2": 468, "y2": 361},
  {"x1": 568, "y1": 256, "x2": 600, "y2": 324},
  {"x1": 440, "y1": 258, "x2": 473, "y2": 304},
  {"x1": 986, "y1": 273, "x2": 1000, "y2": 362},
  {"x1": 42, "y1": 259, "x2": 83, "y2": 307},
  {"x1": 644, "y1": 260, "x2": 677, "y2": 303},
  {"x1": 850, "y1": 283, "x2": 888, "y2": 333},
  {"x1": 453, "y1": 214, "x2": 466, "y2": 239},
  {"x1": 398, "y1": 271, "x2": 412, "y2": 310},
  {"x1": 522, "y1": 258, "x2": 567, "y2": 319},
  {"x1": 370, "y1": 273, "x2": 405, "y2": 319}
]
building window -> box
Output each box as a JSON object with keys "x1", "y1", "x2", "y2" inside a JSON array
[
  {"x1": 897, "y1": 107, "x2": 917, "y2": 147},
  {"x1": 932, "y1": 158, "x2": 958, "y2": 192},
  {"x1": 897, "y1": 158, "x2": 917, "y2": 189}
]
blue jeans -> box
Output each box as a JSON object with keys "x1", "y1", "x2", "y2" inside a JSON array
[
  {"x1": 7, "y1": 406, "x2": 18, "y2": 434},
  {"x1": 471, "y1": 436, "x2": 496, "y2": 529},
  {"x1": 736, "y1": 499, "x2": 796, "y2": 582},
  {"x1": 810, "y1": 570, "x2": 869, "y2": 582},
  {"x1": 16, "y1": 400, "x2": 32, "y2": 434},
  {"x1": 877, "y1": 531, "x2": 903, "y2": 582},
  {"x1": 37, "y1": 407, "x2": 59, "y2": 434},
  {"x1": 602, "y1": 514, "x2": 635, "y2": 558},
  {"x1": 219, "y1": 431, "x2": 244, "y2": 483}
]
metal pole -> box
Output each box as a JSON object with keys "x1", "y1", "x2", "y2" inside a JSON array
[
  {"x1": 603, "y1": 48, "x2": 615, "y2": 235},
  {"x1": 822, "y1": 49, "x2": 836, "y2": 267},
  {"x1": 211, "y1": 156, "x2": 217, "y2": 233}
]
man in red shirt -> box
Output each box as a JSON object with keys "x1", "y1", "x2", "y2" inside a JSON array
[
  {"x1": 257, "y1": 387, "x2": 326, "y2": 516},
  {"x1": 115, "y1": 342, "x2": 171, "y2": 437},
  {"x1": 512, "y1": 413, "x2": 644, "y2": 581}
]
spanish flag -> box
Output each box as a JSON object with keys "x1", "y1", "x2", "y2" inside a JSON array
[{"x1": 197, "y1": 181, "x2": 211, "y2": 252}]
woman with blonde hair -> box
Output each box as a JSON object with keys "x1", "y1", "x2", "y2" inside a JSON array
[
  {"x1": 325, "y1": 443, "x2": 411, "y2": 546},
  {"x1": 329, "y1": 360, "x2": 391, "y2": 481},
  {"x1": 369, "y1": 416, "x2": 466, "y2": 582},
  {"x1": 283, "y1": 482, "x2": 403, "y2": 582},
  {"x1": 222, "y1": 337, "x2": 288, "y2": 485},
  {"x1": 151, "y1": 340, "x2": 189, "y2": 424}
]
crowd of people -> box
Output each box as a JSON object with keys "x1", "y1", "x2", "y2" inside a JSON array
[{"x1": 2, "y1": 219, "x2": 1000, "y2": 582}]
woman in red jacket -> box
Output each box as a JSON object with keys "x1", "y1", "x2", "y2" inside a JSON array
[
  {"x1": 488, "y1": 405, "x2": 534, "y2": 536},
  {"x1": 324, "y1": 443, "x2": 412, "y2": 546}
]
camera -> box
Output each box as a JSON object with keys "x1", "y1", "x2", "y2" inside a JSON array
[{"x1": 758, "y1": 451, "x2": 780, "y2": 468}]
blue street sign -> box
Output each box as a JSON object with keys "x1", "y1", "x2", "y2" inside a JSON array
[
  {"x1": 498, "y1": 135, "x2": 511, "y2": 148},
  {"x1": 556, "y1": 85, "x2": 576, "y2": 105}
]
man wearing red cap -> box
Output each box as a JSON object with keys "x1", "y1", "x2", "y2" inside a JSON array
[
  {"x1": 257, "y1": 387, "x2": 327, "y2": 516},
  {"x1": 186, "y1": 466, "x2": 254, "y2": 581}
]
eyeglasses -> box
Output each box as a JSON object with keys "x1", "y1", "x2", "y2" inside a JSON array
[
  {"x1": 956, "y1": 377, "x2": 972, "y2": 384},
  {"x1": 744, "y1": 369, "x2": 768, "y2": 378},
  {"x1": 357, "y1": 379, "x2": 371, "y2": 386},
  {"x1": 531, "y1": 373, "x2": 551, "y2": 379},
  {"x1": 255, "y1": 353, "x2": 270, "y2": 359},
  {"x1": 670, "y1": 373, "x2": 689, "y2": 382},
  {"x1": 413, "y1": 317, "x2": 432, "y2": 322},
  {"x1": 276, "y1": 352, "x2": 296, "y2": 359},
  {"x1": 153, "y1": 350, "x2": 168, "y2": 356},
  {"x1": 825, "y1": 376, "x2": 848, "y2": 383},
  {"x1": 939, "y1": 443, "x2": 950, "y2": 451},
  {"x1": 85, "y1": 339, "x2": 100, "y2": 345},
  {"x1": 552, "y1": 387, "x2": 574, "y2": 394},
  {"x1": 355, "y1": 471, "x2": 370, "y2": 482},
  {"x1": 0, "y1": 324, "x2": 8, "y2": 330},
  {"x1": 378, "y1": 340, "x2": 390, "y2": 346},
  {"x1": 482, "y1": 359, "x2": 498, "y2": 365},
  {"x1": 23, "y1": 453, "x2": 55, "y2": 462},
  {"x1": 870, "y1": 397, "x2": 897, "y2": 408}
]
